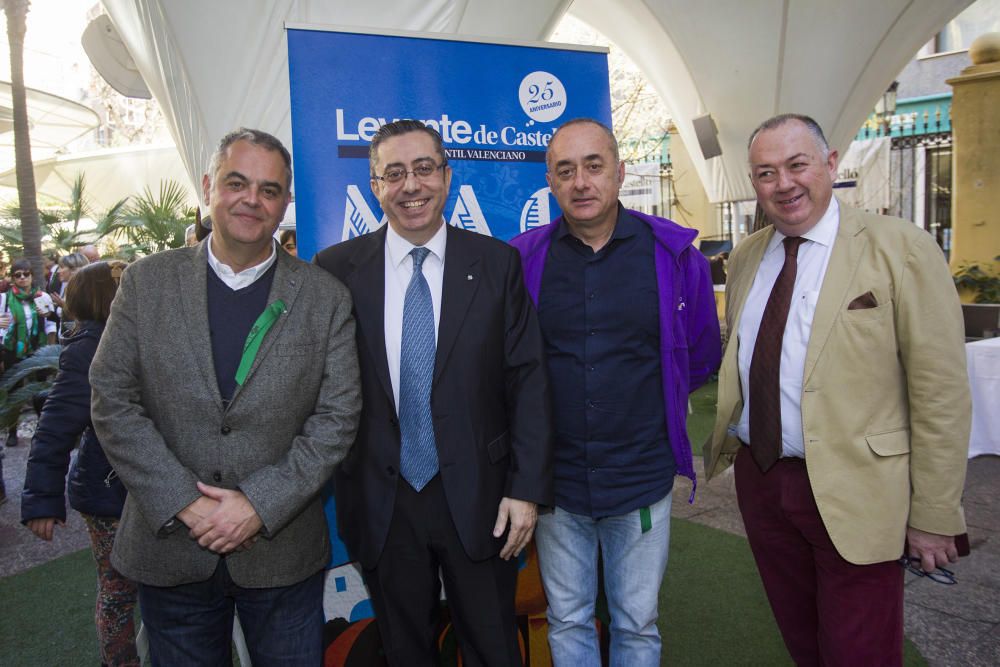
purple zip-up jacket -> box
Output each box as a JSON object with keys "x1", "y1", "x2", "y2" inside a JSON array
[{"x1": 510, "y1": 208, "x2": 721, "y2": 501}]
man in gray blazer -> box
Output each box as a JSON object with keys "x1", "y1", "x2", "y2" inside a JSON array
[{"x1": 91, "y1": 128, "x2": 361, "y2": 666}]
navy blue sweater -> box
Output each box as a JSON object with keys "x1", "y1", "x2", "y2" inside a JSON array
[{"x1": 206, "y1": 264, "x2": 276, "y2": 402}]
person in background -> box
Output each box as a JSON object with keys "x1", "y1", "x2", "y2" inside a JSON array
[
  {"x1": 50, "y1": 252, "x2": 90, "y2": 338},
  {"x1": 0, "y1": 258, "x2": 58, "y2": 445},
  {"x1": 279, "y1": 229, "x2": 297, "y2": 257},
  {"x1": 44, "y1": 252, "x2": 61, "y2": 294},
  {"x1": 21, "y1": 260, "x2": 139, "y2": 667},
  {"x1": 80, "y1": 245, "x2": 101, "y2": 264},
  {"x1": 195, "y1": 211, "x2": 212, "y2": 242},
  {"x1": 185, "y1": 224, "x2": 199, "y2": 247}
]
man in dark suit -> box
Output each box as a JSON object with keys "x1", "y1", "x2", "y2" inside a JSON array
[
  {"x1": 315, "y1": 120, "x2": 552, "y2": 666},
  {"x1": 91, "y1": 128, "x2": 361, "y2": 665}
]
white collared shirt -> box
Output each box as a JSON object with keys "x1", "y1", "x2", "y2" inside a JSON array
[
  {"x1": 206, "y1": 233, "x2": 277, "y2": 291},
  {"x1": 384, "y1": 222, "x2": 447, "y2": 412},
  {"x1": 736, "y1": 198, "x2": 840, "y2": 458}
]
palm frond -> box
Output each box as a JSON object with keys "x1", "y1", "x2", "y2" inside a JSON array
[{"x1": 0, "y1": 345, "x2": 62, "y2": 391}]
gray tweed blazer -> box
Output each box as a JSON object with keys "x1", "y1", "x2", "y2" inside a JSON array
[{"x1": 90, "y1": 242, "x2": 360, "y2": 587}]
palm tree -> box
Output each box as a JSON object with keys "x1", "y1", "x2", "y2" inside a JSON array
[
  {"x1": 1, "y1": 0, "x2": 44, "y2": 286},
  {"x1": 44, "y1": 173, "x2": 128, "y2": 252},
  {"x1": 96, "y1": 179, "x2": 195, "y2": 259},
  {"x1": 0, "y1": 174, "x2": 128, "y2": 259}
]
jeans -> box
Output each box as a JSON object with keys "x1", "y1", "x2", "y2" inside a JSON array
[
  {"x1": 535, "y1": 491, "x2": 672, "y2": 667},
  {"x1": 138, "y1": 560, "x2": 324, "y2": 666}
]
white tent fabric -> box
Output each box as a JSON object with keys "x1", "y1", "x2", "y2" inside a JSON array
[
  {"x1": 569, "y1": 0, "x2": 974, "y2": 202},
  {"x1": 0, "y1": 144, "x2": 195, "y2": 211},
  {"x1": 0, "y1": 82, "x2": 100, "y2": 173},
  {"x1": 99, "y1": 0, "x2": 973, "y2": 204},
  {"x1": 99, "y1": 0, "x2": 571, "y2": 205}
]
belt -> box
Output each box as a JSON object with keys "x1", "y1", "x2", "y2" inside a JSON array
[{"x1": 740, "y1": 440, "x2": 805, "y2": 463}]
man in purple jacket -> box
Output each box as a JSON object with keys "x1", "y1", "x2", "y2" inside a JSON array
[{"x1": 510, "y1": 118, "x2": 720, "y2": 666}]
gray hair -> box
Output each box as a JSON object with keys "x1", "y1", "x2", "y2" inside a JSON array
[
  {"x1": 546, "y1": 118, "x2": 620, "y2": 169},
  {"x1": 747, "y1": 113, "x2": 829, "y2": 159},
  {"x1": 207, "y1": 128, "x2": 293, "y2": 189},
  {"x1": 59, "y1": 252, "x2": 90, "y2": 271}
]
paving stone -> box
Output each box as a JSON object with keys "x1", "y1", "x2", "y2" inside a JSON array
[
  {"x1": 904, "y1": 573, "x2": 1000, "y2": 624},
  {"x1": 0, "y1": 427, "x2": 91, "y2": 580},
  {"x1": 965, "y1": 497, "x2": 1000, "y2": 535},
  {"x1": 904, "y1": 600, "x2": 994, "y2": 667}
]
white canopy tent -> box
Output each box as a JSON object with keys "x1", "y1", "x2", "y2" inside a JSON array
[
  {"x1": 569, "y1": 0, "x2": 974, "y2": 202},
  {"x1": 97, "y1": 0, "x2": 569, "y2": 207},
  {"x1": 0, "y1": 144, "x2": 195, "y2": 211},
  {"x1": 97, "y1": 0, "x2": 974, "y2": 205},
  {"x1": 0, "y1": 81, "x2": 100, "y2": 173}
]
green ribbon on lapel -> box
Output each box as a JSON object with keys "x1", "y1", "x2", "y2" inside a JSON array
[{"x1": 235, "y1": 299, "x2": 286, "y2": 386}]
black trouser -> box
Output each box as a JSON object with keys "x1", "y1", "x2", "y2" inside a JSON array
[{"x1": 363, "y1": 475, "x2": 521, "y2": 667}]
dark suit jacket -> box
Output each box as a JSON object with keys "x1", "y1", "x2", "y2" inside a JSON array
[
  {"x1": 91, "y1": 244, "x2": 361, "y2": 587},
  {"x1": 315, "y1": 224, "x2": 553, "y2": 569}
]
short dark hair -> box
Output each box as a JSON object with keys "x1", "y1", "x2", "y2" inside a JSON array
[
  {"x1": 546, "y1": 118, "x2": 620, "y2": 169},
  {"x1": 747, "y1": 113, "x2": 829, "y2": 157},
  {"x1": 279, "y1": 229, "x2": 296, "y2": 246},
  {"x1": 368, "y1": 120, "x2": 448, "y2": 178},
  {"x1": 208, "y1": 128, "x2": 293, "y2": 190},
  {"x1": 10, "y1": 258, "x2": 31, "y2": 275},
  {"x1": 64, "y1": 260, "x2": 127, "y2": 324}
]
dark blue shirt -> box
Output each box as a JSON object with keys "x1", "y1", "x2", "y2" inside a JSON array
[
  {"x1": 207, "y1": 264, "x2": 276, "y2": 402},
  {"x1": 538, "y1": 207, "x2": 674, "y2": 518}
]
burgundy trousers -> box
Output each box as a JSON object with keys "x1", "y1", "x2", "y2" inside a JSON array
[{"x1": 735, "y1": 447, "x2": 904, "y2": 666}]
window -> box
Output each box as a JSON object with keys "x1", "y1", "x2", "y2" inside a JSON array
[
  {"x1": 925, "y1": 146, "x2": 952, "y2": 258},
  {"x1": 921, "y1": 0, "x2": 1000, "y2": 56}
]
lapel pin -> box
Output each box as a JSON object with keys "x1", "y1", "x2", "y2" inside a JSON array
[{"x1": 467, "y1": 274, "x2": 474, "y2": 281}]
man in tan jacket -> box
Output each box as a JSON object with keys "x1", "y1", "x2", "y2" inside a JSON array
[{"x1": 705, "y1": 113, "x2": 969, "y2": 665}]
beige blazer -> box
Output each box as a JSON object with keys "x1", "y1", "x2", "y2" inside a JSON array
[{"x1": 704, "y1": 201, "x2": 970, "y2": 564}]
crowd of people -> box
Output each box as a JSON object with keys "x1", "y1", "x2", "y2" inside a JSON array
[{"x1": 0, "y1": 112, "x2": 970, "y2": 667}]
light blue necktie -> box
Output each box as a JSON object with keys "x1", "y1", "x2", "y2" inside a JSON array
[{"x1": 398, "y1": 247, "x2": 439, "y2": 491}]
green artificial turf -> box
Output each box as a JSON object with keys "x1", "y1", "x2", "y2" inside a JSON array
[
  {"x1": 687, "y1": 379, "x2": 719, "y2": 456},
  {"x1": 0, "y1": 548, "x2": 101, "y2": 665},
  {"x1": 662, "y1": 518, "x2": 927, "y2": 665},
  {"x1": 662, "y1": 517, "x2": 792, "y2": 665},
  {"x1": 0, "y1": 522, "x2": 924, "y2": 667},
  {"x1": 0, "y1": 376, "x2": 925, "y2": 666}
]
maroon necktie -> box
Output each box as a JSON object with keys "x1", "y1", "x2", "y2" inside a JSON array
[{"x1": 749, "y1": 236, "x2": 805, "y2": 472}]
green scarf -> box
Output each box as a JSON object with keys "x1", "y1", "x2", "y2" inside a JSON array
[{"x1": 4, "y1": 286, "x2": 46, "y2": 359}]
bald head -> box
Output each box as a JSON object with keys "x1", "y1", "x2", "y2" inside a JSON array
[{"x1": 80, "y1": 245, "x2": 100, "y2": 263}]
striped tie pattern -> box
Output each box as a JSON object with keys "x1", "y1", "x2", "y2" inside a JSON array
[{"x1": 749, "y1": 236, "x2": 805, "y2": 472}]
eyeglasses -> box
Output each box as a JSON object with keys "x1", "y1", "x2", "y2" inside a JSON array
[
  {"x1": 372, "y1": 162, "x2": 446, "y2": 185},
  {"x1": 898, "y1": 556, "x2": 956, "y2": 585},
  {"x1": 282, "y1": 243, "x2": 296, "y2": 251},
  {"x1": 12, "y1": 271, "x2": 31, "y2": 279}
]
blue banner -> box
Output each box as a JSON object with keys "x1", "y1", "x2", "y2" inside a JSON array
[{"x1": 287, "y1": 27, "x2": 611, "y2": 260}]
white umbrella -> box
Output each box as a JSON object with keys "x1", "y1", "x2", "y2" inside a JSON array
[
  {"x1": 0, "y1": 81, "x2": 100, "y2": 173},
  {"x1": 0, "y1": 143, "x2": 197, "y2": 210}
]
